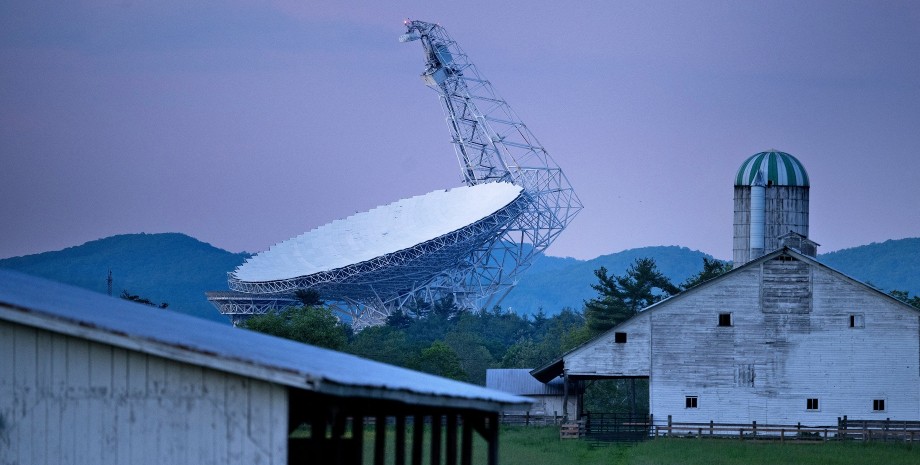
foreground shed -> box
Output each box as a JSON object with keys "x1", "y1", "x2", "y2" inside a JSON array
[{"x1": 0, "y1": 270, "x2": 529, "y2": 465}]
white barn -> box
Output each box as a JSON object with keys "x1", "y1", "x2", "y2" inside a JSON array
[
  {"x1": 534, "y1": 150, "x2": 920, "y2": 429},
  {"x1": 533, "y1": 247, "x2": 920, "y2": 426},
  {"x1": 0, "y1": 269, "x2": 529, "y2": 465}
]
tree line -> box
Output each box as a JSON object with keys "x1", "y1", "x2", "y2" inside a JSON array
[{"x1": 238, "y1": 257, "x2": 920, "y2": 413}]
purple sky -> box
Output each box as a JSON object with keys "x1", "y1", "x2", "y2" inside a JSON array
[{"x1": 2, "y1": 1, "x2": 918, "y2": 261}]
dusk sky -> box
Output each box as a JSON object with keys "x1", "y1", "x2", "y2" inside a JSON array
[{"x1": 2, "y1": 1, "x2": 918, "y2": 262}]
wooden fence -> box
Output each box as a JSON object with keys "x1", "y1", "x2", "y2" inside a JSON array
[
  {"x1": 497, "y1": 412, "x2": 563, "y2": 426},
  {"x1": 654, "y1": 415, "x2": 920, "y2": 443}
]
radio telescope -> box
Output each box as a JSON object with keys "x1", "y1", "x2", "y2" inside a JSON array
[{"x1": 208, "y1": 20, "x2": 581, "y2": 328}]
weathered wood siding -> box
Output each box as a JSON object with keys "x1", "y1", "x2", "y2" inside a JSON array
[
  {"x1": 648, "y1": 256, "x2": 920, "y2": 425},
  {"x1": 565, "y1": 316, "x2": 651, "y2": 378},
  {"x1": 0, "y1": 319, "x2": 288, "y2": 465},
  {"x1": 733, "y1": 186, "x2": 809, "y2": 265}
]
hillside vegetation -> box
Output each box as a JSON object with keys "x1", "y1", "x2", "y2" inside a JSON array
[
  {"x1": 0, "y1": 233, "x2": 249, "y2": 322},
  {"x1": 1, "y1": 233, "x2": 917, "y2": 323}
]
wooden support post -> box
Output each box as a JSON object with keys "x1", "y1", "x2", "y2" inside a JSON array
[
  {"x1": 753, "y1": 420, "x2": 757, "y2": 438},
  {"x1": 780, "y1": 429, "x2": 785, "y2": 443},
  {"x1": 562, "y1": 371, "x2": 569, "y2": 421},
  {"x1": 461, "y1": 415, "x2": 473, "y2": 465},
  {"x1": 446, "y1": 414, "x2": 458, "y2": 465},
  {"x1": 395, "y1": 415, "x2": 406, "y2": 465},
  {"x1": 487, "y1": 413, "x2": 499, "y2": 465},
  {"x1": 375, "y1": 415, "x2": 386, "y2": 465},
  {"x1": 431, "y1": 414, "x2": 442, "y2": 465},
  {"x1": 332, "y1": 412, "x2": 346, "y2": 465},
  {"x1": 311, "y1": 414, "x2": 326, "y2": 463},
  {"x1": 353, "y1": 416, "x2": 365, "y2": 465},
  {"x1": 667, "y1": 415, "x2": 672, "y2": 436},
  {"x1": 710, "y1": 420, "x2": 714, "y2": 436},
  {"x1": 412, "y1": 415, "x2": 424, "y2": 465}
]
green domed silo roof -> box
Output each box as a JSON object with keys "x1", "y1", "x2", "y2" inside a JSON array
[{"x1": 735, "y1": 150, "x2": 809, "y2": 187}]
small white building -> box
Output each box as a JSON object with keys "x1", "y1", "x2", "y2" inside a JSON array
[
  {"x1": 486, "y1": 369, "x2": 577, "y2": 421},
  {"x1": 0, "y1": 269, "x2": 529, "y2": 465}
]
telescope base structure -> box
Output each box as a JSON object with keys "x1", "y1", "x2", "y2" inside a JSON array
[{"x1": 205, "y1": 291, "x2": 300, "y2": 327}]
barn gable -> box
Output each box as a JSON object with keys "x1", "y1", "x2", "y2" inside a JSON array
[{"x1": 532, "y1": 248, "x2": 920, "y2": 425}]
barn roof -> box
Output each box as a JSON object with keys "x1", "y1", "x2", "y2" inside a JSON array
[
  {"x1": 531, "y1": 247, "x2": 920, "y2": 383},
  {"x1": 0, "y1": 269, "x2": 530, "y2": 412}
]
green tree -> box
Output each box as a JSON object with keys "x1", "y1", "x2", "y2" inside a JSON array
[
  {"x1": 889, "y1": 290, "x2": 920, "y2": 309},
  {"x1": 293, "y1": 289, "x2": 323, "y2": 306},
  {"x1": 411, "y1": 341, "x2": 467, "y2": 381},
  {"x1": 584, "y1": 258, "x2": 678, "y2": 333},
  {"x1": 241, "y1": 306, "x2": 350, "y2": 351},
  {"x1": 681, "y1": 257, "x2": 733, "y2": 289},
  {"x1": 120, "y1": 290, "x2": 168, "y2": 309},
  {"x1": 348, "y1": 325, "x2": 414, "y2": 366}
]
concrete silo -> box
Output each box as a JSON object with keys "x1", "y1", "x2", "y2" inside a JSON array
[{"x1": 733, "y1": 150, "x2": 815, "y2": 267}]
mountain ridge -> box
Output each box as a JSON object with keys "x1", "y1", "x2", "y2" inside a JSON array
[{"x1": 1, "y1": 233, "x2": 917, "y2": 323}]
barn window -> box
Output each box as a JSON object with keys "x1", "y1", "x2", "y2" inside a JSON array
[
  {"x1": 718, "y1": 313, "x2": 733, "y2": 327},
  {"x1": 685, "y1": 396, "x2": 698, "y2": 408},
  {"x1": 873, "y1": 399, "x2": 886, "y2": 411},
  {"x1": 806, "y1": 398, "x2": 819, "y2": 410},
  {"x1": 849, "y1": 314, "x2": 864, "y2": 328},
  {"x1": 614, "y1": 332, "x2": 627, "y2": 343}
]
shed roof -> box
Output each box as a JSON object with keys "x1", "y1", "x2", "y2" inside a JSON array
[
  {"x1": 0, "y1": 269, "x2": 529, "y2": 412},
  {"x1": 486, "y1": 369, "x2": 563, "y2": 396}
]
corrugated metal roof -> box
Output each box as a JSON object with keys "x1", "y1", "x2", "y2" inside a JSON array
[
  {"x1": 486, "y1": 369, "x2": 563, "y2": 396},
  {"x1": 0, "y1": 269, "x2": 529, "y2": 411}
]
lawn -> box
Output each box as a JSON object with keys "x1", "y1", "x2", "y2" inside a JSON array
[
  {"x1": 498, "y1": 427, "x2": 920, "y2": 465},
  {"x1": 351, "y1": 424, "x2": 919, "y2": 464}
]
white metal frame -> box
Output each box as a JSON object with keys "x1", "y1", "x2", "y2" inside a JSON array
[{"x1": 210, "y1": 20, "x2": 581, "y2": 328}]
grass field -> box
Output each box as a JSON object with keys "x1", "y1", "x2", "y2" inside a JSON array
[
  {"x1": 349, "y1": 424, "x2": 920, "y2": 464},
  {"x1": 499, "y1": 426, "x2": 920, "y2": 465}
]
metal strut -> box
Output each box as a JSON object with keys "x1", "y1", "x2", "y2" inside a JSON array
[{"x1": 401, "y1": 19, "x2": 582, "y2": 309}]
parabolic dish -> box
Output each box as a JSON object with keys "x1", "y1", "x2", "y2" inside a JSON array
[{"x1": 229, "y1": 182, "x2": 526, "y2": 298}]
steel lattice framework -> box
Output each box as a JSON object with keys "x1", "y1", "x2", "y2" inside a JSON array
[
  {"x1": 400, "y1": 20, "x2": 582, "y2": 306},
  {"x1": 208, "y1": 21, "x2": 580, "y2": 329}
]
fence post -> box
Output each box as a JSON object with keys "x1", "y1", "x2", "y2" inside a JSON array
[
  {"x1": 667, "y1": 415, "x2": 672, "y2": 436},
  {"x1": 780, "y1": 429, "x2": 785, "y2": 443},
  {"x1": 525, "y1": 411, "x2": 530, "y2": 427},
  {"x1": 709, "y1": 420, "x2": 714, "y2": 436},
  {"x1": 753, "y1": 420, "x2": 757, "y2": 438}
]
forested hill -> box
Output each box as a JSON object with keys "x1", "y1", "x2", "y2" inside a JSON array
[
  {"x1": 819, "y1": 238, "x2": 920, "y2": 296},
  {"x1": 501, "y1": 246, "x2": 712, "y2": 316},
  {"x1": 0, "y1": 233, "x2": 249, "y2": 322},
  {"x1": 1, "y1": 233, "x2": 917, "y2": 323}
]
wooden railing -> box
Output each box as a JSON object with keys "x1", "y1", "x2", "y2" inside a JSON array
[
  {"x1": 497, "y1": 411, "x2": 563, "y2": 426},
  {"x1": 653, "y1": 415, "x2": 920, "y2": 442}
]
